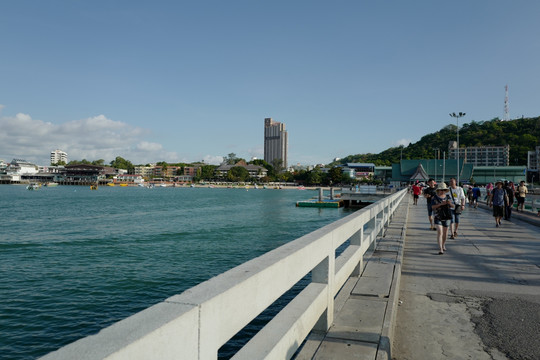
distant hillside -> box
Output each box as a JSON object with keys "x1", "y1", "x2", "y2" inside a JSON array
[{"x1": 332, "y1": 117, "x2": 540, "y2": 166}]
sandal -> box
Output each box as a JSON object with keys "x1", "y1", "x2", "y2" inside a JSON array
[{"x1": 453, "y1": 232, "x2": 457, "y2": 237}]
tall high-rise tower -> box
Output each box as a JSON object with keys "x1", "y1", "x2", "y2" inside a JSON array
[{"x1": 264, "y1": 118, "x2": 288, "y2": 170}]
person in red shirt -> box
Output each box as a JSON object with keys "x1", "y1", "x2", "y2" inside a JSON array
[{"x1": 412, "y1": 181, "x2": 422, "y2": 205}]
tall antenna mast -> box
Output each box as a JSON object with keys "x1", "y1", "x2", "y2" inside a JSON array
[{"x1": 503, "y1": 84, "x2": 510, "y2": 121}]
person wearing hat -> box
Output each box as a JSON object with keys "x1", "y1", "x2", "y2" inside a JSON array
[
  {"x1": 431, "y1": 182, "x2": 453, "y2": 254},
  {"x1": 489, "y1": 181, "x2": 509, "y2": 227}
]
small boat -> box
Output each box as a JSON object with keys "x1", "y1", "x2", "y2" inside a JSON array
[
  {"x1": 120, "y1": 183, "x2": 128, "y2": 187},
  {"x1": 107, "y1": 183, "x2": 115, "y2": 187},
  {"x1": 45, "y1": 182, "x2": 58, "y2": 187},
  {"x1": 90, "y1": 184, "x2": 98, "y2": 190},
  {"x1": 297, "y1": 186, "x2": 306, "y2": 190},
  {"x1": 254, "y1": 184, "x2": 259, "y2": 189},
  {"x1": 190, "y1": 184, "x2": 195, "y2": 188},
  {"x1": 26, "y1": 183, "x2": 40, "y2": 190}
]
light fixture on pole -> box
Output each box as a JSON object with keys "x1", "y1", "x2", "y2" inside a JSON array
[{"x1": 449, "y1": 112, "x2": 466, "y2": 185}]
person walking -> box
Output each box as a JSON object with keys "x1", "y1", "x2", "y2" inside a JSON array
[
  {"x1": 431, "y1": 182, "x2": 452, "y2": 254},
  {"x1": 471, "y1": 183, "x2": 481, "y2": 208},
  {"x1": 448, "y1": 178, "x2": 465, "y2": 239},
  {"x1": 412, "y1": 181, "x2": 422, "y2": 205},
  {"x1": 516, "y1": 180, "x2": 528, "y2": 212},
  {"x1": 489, "y1": 181, "x2": 509, "y2": 227},
  {"x1": 485, "y1": 182, "x2": 494, "y2": 202},
  {"x1": 423, "y1": 178, "x2": 437, "y2": 230},
  {"x1": 503, "y1": 181, "x2": 514, "y2": 220}
]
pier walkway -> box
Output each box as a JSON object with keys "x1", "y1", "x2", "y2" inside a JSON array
[{"x1": 298, "y1": 195, "x2": 540, "y2": 360}]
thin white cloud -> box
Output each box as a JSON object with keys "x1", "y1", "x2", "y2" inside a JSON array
[
  {"x1": 395, "y1": 138, "x2": 411, "y2": 147},
  {"x1": 247, "y1": 145, "x2": 263, "y2": 160},
  {"x1": 202, "y1": 155, "x2": 224, "y2": 165},
  {"x1": 0, "y1": 111, "x2": 182, "y2": 165}
]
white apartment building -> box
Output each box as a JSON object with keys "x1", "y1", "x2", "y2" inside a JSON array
[
  {"x1": 448, "y1": 141, "x2": 509, "y2": 166},
  {"x1": 134, "y1": 165, "x2": 155, "y2": 178},
  {"x1": 527, "y1": 146, "x2": 540, "y2": 170},
  {"x1": 50, "y1": 149, "x2": 68, "y2": 165}
]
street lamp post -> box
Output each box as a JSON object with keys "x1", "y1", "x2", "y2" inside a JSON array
[
  {"x1": 433, "y1": 148, "x2": 439, "y2": 183},
  {"x1": 449, "y1": 112, "x2": 466, "y2": 185}
]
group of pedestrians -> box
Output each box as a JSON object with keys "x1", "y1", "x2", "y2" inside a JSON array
[
  {"x1": 418, "y1": 178, "x2": 533, "y2": 254},
  {"x1": 487, "y1": 180, "x2": 529, "y2": 226},
  {"x1": 422, "y1": 178, "x2": 465, "y2": 254}
]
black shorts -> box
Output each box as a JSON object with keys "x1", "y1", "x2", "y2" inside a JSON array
[
  {"x1": 413, "y1": 194, "x2": 419, "y2": 199},
  {"x1": 493, "y1": 205, "x2": 504, "y2": 217},
  {"x1": 517, "y1": 196, "x2": 525, "y2": 205}
]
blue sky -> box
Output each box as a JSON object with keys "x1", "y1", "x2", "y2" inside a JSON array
[{"x1": 1, "y1": 1, "x2": 539, "y2": 166}]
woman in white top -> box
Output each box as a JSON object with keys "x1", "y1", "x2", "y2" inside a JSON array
[{"x1": 449, "y1": 178, "x2": 466, "y2": 239}]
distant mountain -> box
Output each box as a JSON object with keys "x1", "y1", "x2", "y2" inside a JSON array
[{"x1": 331, "y1": 117, "x2": 540, "y2": 166}]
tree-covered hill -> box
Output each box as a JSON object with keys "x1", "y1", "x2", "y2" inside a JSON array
[{"x1": 332, "y1": 117, "x2": 540, "y2": 166}]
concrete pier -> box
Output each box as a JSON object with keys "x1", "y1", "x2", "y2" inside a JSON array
[{"x1": 298, "y1": 194, "x2": 540, "y2": 360}]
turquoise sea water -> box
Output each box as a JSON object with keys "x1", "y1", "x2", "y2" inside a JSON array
[{"x1": 0, "y1": 185, "x2": 354, "y2": 359}]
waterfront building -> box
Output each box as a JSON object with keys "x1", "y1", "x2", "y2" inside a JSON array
[
  {"x1": 215, "y1": 160, "x2": 268, "y2": 179},
  {"x1": 342, "y1": 163, "x2": 376, "y2": 180},
  {"x1": 134, "y1": 166, "x2": 154, "y2": 179},
  {"x1": 8, "y1": 159, "x2": 39, "y2": 175},
  {"x1": 114, "y1": 174, "x2": 144, "y2": 185},
  {"x1": 63, "y1": 164, "x2": 106, "y2": 183},
  {"x1": 50, "y1": 149, "x2": 68, "y2": 165},
  {"x1": 264, "y1": 118, "x2": 288, "y2": 170},
  {"x1": 448, "y1": 141, "x2": 509, "y2": 166},
  {"x1": 389, "y1": 159, "x2": 525, "y2": 185},
  {"x1": 183, "y1": 166, "x2": 199, "y2": 177}
]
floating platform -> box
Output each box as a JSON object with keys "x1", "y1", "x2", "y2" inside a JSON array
[{"x1": 296, "y1": 199, "x2": 344, "y2": 208}]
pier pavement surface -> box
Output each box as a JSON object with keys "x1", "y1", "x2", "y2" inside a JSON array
[{"x1": 393, "y1": 196, "x2": 540, "y2": 360}]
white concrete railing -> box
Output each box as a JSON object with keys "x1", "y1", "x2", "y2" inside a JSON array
[{"x1": 42, "y1": 189, "x2": 408, "y2": 360}]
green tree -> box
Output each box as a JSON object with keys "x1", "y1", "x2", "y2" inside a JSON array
[
  {"x1": 306, "y1": 168, "x2": 322, "y2": 185},
  {"x1": 328, "y1": 166, "x2": 343, "y2": 184},
  {"x1": 224, "y1": 153, "x2": 240, "y2": 165},
  {"x1": 227, "y1": 166, "x2": 250, "y2": 182},
  {"x1": 196, "y1": 165, "x2": 217, "y2": 181},
  {"x1": 272, "y1": 158, "x2": 284, "y2": 173},
  {"x1": 110, "y1": 156, "x2": 134, "y2": 172}
]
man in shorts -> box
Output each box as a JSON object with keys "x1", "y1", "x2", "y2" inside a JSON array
[
  {"x1": 423, "y1": 178, "x2": 437, "y2": 230},
  {"x1": 516, "y1": 180, "x2": 528, "y2": 212},
  {"x1": 489, "y1": 181, "x2": 508, "y2": 227}
]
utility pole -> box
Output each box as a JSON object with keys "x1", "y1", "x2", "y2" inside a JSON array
[{"x1": 450, "y1": 112, "x2": 466, "y2": 185}]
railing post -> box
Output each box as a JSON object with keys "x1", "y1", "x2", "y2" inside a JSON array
[
  {"x1": 351, "y1": 228, "x2": 364, "y2": 276},
  {"x1": 312, "y1": 255, "x2": 334, "y2": 332}
]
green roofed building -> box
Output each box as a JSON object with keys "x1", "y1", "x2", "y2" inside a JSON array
[
  {"x1": 389, "y1": 159, "x2": 526, "y2": 185},
  {"x1": 470, "y1": 166, "x2": 527, "y2": 185}
]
